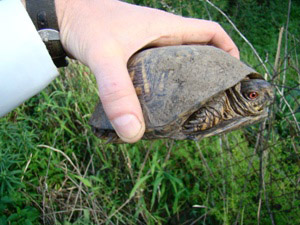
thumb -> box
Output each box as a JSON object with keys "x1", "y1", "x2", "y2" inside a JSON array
[{"x1": 90, "y1": 55, "x2": 145, "y2": 143}]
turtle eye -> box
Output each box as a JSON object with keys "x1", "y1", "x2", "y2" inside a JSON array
[{"x1": 248, "y1": 91, "x2": 259, "y2": 100}]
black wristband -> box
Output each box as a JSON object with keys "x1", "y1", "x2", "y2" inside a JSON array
[{"x1": 26, "y1": 0, "x2": 68, "y2": 67}]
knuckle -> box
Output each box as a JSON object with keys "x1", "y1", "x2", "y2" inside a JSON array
[{"x1": 211, "y1": 21, "x2": 223, "y2": 31}]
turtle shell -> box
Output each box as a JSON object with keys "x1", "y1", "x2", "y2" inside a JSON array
[{"x1": 89, "y1": 45, "x2": 261, "y2": 140}]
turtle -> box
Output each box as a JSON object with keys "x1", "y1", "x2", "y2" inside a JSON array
[{"x1": 89, "y1": 45, "x2": 274, "y2": 142}]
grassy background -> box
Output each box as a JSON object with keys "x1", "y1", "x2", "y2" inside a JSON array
[{"x1": 0, "y1": 0, "x2": 299, "y2": 224}]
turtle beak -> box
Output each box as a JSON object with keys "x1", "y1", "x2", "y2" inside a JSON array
[{"x1": 261, "y1": 82, "x2": 274, "y2": 105}]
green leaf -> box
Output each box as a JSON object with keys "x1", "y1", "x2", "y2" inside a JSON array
[
  {"x1": 151, "y1": 172, "x2": 163, "y2": 210},
  {"x1": 74, "y1": 175, "x2": 92, "y2": 188},
  {"x1": 129, "y1": 175, "x2": 150, "y2": 199}
]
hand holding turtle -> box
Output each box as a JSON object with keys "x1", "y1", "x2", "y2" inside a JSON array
[{"x1": 55, "y1": 0, "x2": 239, "y2": 143}]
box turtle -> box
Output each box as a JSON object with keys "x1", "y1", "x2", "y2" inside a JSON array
[{"x1": 89, "y1": 45, "x2": 274, "y2": 142}]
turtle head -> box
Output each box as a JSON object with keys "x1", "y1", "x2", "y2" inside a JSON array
[
  {"x1": 231, "y1": 77, "x2": 274, "y2": 116},
  {"x1": 182, "y1": 74, "x2": 274, "y2": 141}
]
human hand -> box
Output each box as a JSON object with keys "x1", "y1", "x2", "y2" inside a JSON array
[{"x1": 55, "y1": 0, "x2": 239, "y2": 143}]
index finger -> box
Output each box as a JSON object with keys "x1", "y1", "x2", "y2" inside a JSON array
[{"x1": 150, "y1": 18, "x2": 240, "y2": 59}]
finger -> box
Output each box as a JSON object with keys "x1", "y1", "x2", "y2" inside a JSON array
[
  {"x1": 149, "y1": 17, "x2": 239, "y2": 59},
  {"x1": 89, "y1": 52, "x2": 145, "y2": 143},
  {"x1": 203, "y1": 21, "x2": 240, "y2": 59}
]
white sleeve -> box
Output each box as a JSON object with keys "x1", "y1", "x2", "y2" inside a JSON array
[{"x1": 0, "y1": 0, "x2": 59, "y2": 117}]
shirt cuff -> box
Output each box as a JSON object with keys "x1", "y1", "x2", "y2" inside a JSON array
[{"x1": 0, "y1": 0, "x2": 59, "y2": 117}]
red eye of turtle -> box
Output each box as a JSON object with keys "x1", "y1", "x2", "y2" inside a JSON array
[{"x1": 248, "y1": 92, "x2": 259, "y2": 100}]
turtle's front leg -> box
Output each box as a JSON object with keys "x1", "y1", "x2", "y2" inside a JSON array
[{"x1": 183, "y1": 93, "x2": 235, "y2": 133}]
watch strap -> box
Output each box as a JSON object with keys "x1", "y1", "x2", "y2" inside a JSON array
[{"x1": 26, "y1": 0, "x2": 68, "y2": 67}]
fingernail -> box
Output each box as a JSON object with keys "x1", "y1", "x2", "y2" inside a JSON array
[{"x1": 111, "y1": 114, "x2": 142, "y2": 141}]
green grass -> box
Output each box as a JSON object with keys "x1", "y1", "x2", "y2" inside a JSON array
[
  {"x1": 1, "y1": 1, "x2": 299, "y2": 224},
  {"x1": 1, "y1": 60, "x2": 299, "y2": 224}
]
